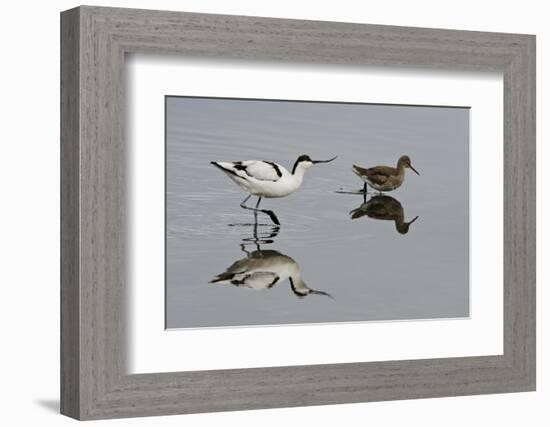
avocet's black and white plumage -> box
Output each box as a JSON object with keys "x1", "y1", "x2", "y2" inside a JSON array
[
  {"x1": 210, "y1": 249, "x2": 332, "y2": 299},
  {"x1": 211, "y1": 154, "x2": 337, "y2": 225}
]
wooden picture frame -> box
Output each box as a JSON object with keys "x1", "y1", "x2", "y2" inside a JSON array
[{"x1": 60, "y1": 5, "x2": 536, "y2": 420}]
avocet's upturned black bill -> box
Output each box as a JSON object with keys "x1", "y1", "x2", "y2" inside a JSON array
[{"x1": 211, "y1": 155, "x2": 337, "y2": 225}]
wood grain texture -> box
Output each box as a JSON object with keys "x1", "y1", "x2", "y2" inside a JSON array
[
  {"x1": 60, "y1": 7, "x2": 80, "y2": 419},
  {"x1": 60, "y1": 6, "x2": 536, "y2": 420}
]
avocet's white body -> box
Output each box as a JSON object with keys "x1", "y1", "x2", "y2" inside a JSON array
[
  {"x1": 211, "y1": 159, "x2": 310, "y2": 198},
  {"x1": 211, "y1": 155, "x2": 336, "y2": 225}
]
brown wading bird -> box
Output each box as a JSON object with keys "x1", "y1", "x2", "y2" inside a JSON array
[
  {"x1": 352, "y1": 155, "x2": 419, "y2": 195},
  {"x1": 350, "y1": 195, "x2": 419, "y2": 234}
]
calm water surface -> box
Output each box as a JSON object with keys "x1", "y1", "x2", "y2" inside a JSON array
[{"x1": 166, "y1": 97, "x2": 469, "y2": 329}]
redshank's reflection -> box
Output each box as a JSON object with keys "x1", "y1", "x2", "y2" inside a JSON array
[{"x1": 350, "y1": 195, "x2": 419, "y2": 235}]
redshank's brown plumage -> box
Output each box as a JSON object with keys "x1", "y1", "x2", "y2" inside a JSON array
[{"x1": 352, "y1": 155, "x2": 419, "y2": 193}]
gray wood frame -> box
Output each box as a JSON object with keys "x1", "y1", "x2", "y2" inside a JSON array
[{"x1": 60, "y1": 5, "x2": 536, "y2": 420}]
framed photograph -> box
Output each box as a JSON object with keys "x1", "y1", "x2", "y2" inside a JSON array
[{"x1": 60, "y1": 6, "x2": 535, "y2": 420}]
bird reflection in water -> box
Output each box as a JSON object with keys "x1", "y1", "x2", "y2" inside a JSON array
[
  {"x1": 211, "y1": 218, "x2": 333, "y2": 299},
  {"x1": 350, "y1": 195, "x2": 419, "y2": 234}
]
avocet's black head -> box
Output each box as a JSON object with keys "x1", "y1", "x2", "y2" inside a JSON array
[
  {"x1": 288, "y1": 277, "x2": 334, "y2": 299},
  {"x1": 292, "y1": 154, "x2": 337, "y2": 174}
]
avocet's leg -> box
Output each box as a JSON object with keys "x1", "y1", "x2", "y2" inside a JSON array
[
  {"x1": 253, "y1": 197, "x2": 261, "y2": 241},
  {"x1": 240, "y1": 194, "x2": 280, "y2": 225},
  {"x1": 240, "y1": 243, "x2": 251, "y2": 255},
  {"x1": 253, "y1": 198, "x2": 260, "y2": 226},
  {"x1": 263, "y1": 209, "x2": 280, "y2": 226},
  {"x1": 240, "y1": 194, "x2": 252, "y2": 208},
  {"x1": 252, "y1": 205, "x2": 261, "y2": 251}
]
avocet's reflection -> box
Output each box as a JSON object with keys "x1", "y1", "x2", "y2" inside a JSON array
[
  {"x1": 212, "y1": 219, "x2": 332, "y2": 298},
  {"x1": 350, "y1": 195, "x2": 419, "y2": 234},
  {"x1": 210, "y1": 249, "x2": 332, "y2": 298}
]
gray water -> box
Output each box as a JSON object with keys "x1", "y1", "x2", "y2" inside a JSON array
[{"x1": 166, "y1": 96, "x2": 469, "y2": 329}]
